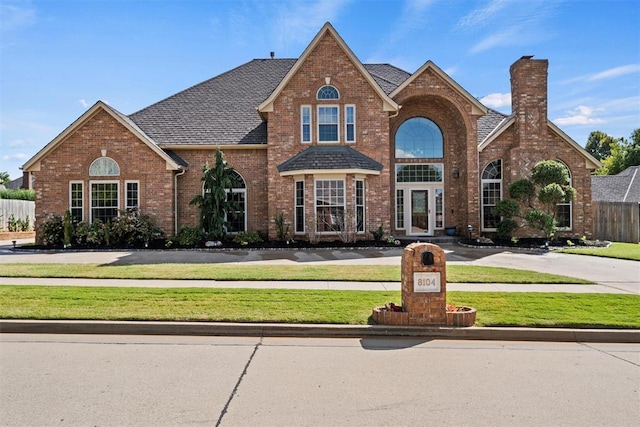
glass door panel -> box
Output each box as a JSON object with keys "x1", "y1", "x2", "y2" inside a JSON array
[{"x1": 411, "y1": 190, "x2": 429, "y2": 234}]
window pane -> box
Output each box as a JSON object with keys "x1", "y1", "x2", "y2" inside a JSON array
[
  {"x1": 395, "y1": 117, "x2": 443, "y2": 158},
  {"x1": 126, "y1": 182, "x2": 139, "y2": 210},
  {"x1": 70, "y1": 182, "x2": 83, "y2": 222},
  {"x1": 318, "y1": 107, "x2": 338, "y2": 142},
  {"x1": 396, "y1": 164, "x2": 443, "y2": 183},
  {"x1": 396, "y1": 189, "x2": 404, "y2": 229},
  {"x1": 91, "y1": 182, "x2": 118, "y2": 223},
  {"x1": 295, "y1": 181, "x2": 305, "y2": 233},
  {"x1": 301, "y1": 106, "x2": 311, "y2": 143},
  {"x1": 317, "y1": 85, "x2": 339, "y2": 100},
  {"x1": 315, "y1": 180, "x2": 345, "y2": 232}
]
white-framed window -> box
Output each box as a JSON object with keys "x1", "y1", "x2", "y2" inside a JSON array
[
  {"x1": 89, "y1": 157, "x2": 120, "y2": 176},
  {"x1": 317, "y1": 85, "x2": 339, "y2": 100},
  {"x1": 90, "y1": 181, "x2": 119, "y2": 223},
  {"x1": 481, "y1": 160, "x2": 502, "y2": 231},
  {"x1": 435, "y1": 188, "x2": 443, "y2": 229},
  {"x1": 315, "y1": 179, "x2": 345, "y2": 232},
  {"x1": 203, "y1": 171, "x2": 247, "y2": 233},
  {"x1": 301, "y1": 105, "x2": 312, "y2": 143},
  {"x1": 318, "y1": 106, "x2": 339, "y2": 142},
  {"x1": 395, "y1": 164, "x2": 444, "y2": 183},
  {"x1": 396, "y1": 189, "x2": 405, "y2": 229},
  {"x1": 125, "y1": 181, "x2": 139, "y2": 211},
  {"x1": 345, "y1": 105, "x2": 355, "y2": 143},
  {"x1": 355, "y1": 179, "x2": 364, "y2": 233},
  {"x1": 69, "y1": 181, "x2": 84, "y2": 222},
  {"x1": 395, "y1": 117, "x2": 443, "y2": 158},
  {"x1": 295, "y1": 180, "x2": 305, "y2": 234},
  {"x1": 556, "y1": 162, "x2": 573, "y2": 230}
]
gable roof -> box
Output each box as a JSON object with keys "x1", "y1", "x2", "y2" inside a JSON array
[
  {"x1": 592, "y1": 166, "x2": 640, "y2": 203},
  {"x1": 390, "y1": 60, "x2": 488, "y2": 116},
  {"x1": 258, "y1": 22, "x2": 399, "y2": 114},
  {"x1": 277, "y1": 146, "x2": 383, "y2": 176},
  {"x1": 22, "y1": 101, "x2": 185, "y2": 172}
]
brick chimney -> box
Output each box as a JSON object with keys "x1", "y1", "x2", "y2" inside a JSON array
[{"x1": 510, "y1": 56, "x2": 548, "y2": 149}]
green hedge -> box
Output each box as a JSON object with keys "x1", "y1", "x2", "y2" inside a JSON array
[{"x1": 0, "y1": 189, "x2": 35, "y2": 201}]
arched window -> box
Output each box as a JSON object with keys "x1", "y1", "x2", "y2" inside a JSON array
[
  {"x1": 395, "y1": 118, "x2": 443, "y2": 158},
  {"x1": 203, "y1": 170, "x2": 247, "y2": 233},
  {"x1": 481, "y1": 159, "x2": 502, "y2": 231},
  {"x1": 89, "y1": 157, "x2": 120, "y2": 176},
  {"x1": 317, "y1": 85, "x2": 339, "y2": 100},
  {"x1": 556, "y1": 161, "x2": 572, "y2": 230}
]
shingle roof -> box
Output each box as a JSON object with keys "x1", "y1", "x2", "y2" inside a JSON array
[
  {"x1": 364, "y1": 64, "x2": 411, "y2": 95},
  {"x1": 592, "y1": 166, "x2": 640, "y2": 203},
  {"x1": 129, "y1": 60, "x2": 410, "y2": 147},
  {"x1": 130, "y1": 59, "x2": 297, "y2": 146},
  {"x1": 277, "y1": 146, "x2": 383, "y2": 173},
  {"x1": 478, "y1": 109, "x2": 510, "y2": 145}
]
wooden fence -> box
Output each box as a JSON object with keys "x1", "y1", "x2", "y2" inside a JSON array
[
  {"x1": 592, "y1": 201, "x2": 640, "y2": 243},
  {"x1": 0, "y1": 199, "x2": 35, "y2": 231}
]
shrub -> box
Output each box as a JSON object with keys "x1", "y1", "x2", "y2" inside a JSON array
[
  {"x1": 370, "y1": 225, "x2": 384, "y2": 242},
  {"x1": 0, "y1": 189, "x2": 35, "y2": 201},
  {"x1": 176, "y1": 226, "x2": 205, "y2": 246},
  {"x1": 232, "y1": 231, "x2": 263, "y2": 246},
  {"x1": 274, "y1": 212, "x2": 290, "y2": 241},
  {"x1": 38, "y1": 214, "x2": 64, "y2": 246}
]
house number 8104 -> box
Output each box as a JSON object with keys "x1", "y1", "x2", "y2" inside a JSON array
[{"x1": 413, "y1": 272, "x2": 441, "y2": 292}]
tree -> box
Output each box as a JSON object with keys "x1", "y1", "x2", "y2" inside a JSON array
[
  {"x1": 190, "y1": 149, "x2": 238, "y2": 240},
  {"x1": 593, "y1": 128, "x2": 640, "y2": 175},
  {"x1": 585, "y1": 131, "x2": 618, "y2": 160},
  {"x1": 496, "y1": 160, "x2": 575, "y2": 240},
  {"x1": 0, "y1": 171, "x2": 9, "y2": 185}
]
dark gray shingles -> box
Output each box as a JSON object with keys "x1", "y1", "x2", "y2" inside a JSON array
[
  {"x1": 364, "y1": 64, "x2": 411, "y2": 94},
  {"x1": 277, "y1": 146, "x2": 383, "y2": 172},
  {"x1": 592, "y1": 166, "x2": 640, "y2": 202},
  {"x1": 477, "y1": 109, "x2": 510, "y2": 145},
  {"x1": 129, "y1": 59, "x2": 297, "y2": 146}
]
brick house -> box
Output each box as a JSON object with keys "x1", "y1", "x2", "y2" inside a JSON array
[{"x1": 22, "y1": 23, "x2": 600, "y2": 242}]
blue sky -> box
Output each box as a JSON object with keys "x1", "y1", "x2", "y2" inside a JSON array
[{"x1": 1, "y1": 0, "x2": 639, "y2": 180}]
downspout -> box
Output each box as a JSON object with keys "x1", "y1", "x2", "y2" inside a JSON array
[{"x1": 174, "y1": 169, "x2": 186, "y2": 235}]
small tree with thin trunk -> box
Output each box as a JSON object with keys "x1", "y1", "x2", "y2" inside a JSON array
[{"x1": 190, "y1": 149, "x2": 238, "y2": 240}]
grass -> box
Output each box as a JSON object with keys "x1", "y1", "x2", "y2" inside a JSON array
[
  {"x1": 0, "y1": 263, "x2": 593, "y2": 284},
  {"x1": 0, "y1": 286, "x2": 637, "y2": 328},
  {"x1": 558, "y1": 242, "x2": 640, "y2": 261}
]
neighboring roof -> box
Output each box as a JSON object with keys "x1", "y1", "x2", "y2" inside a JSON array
[
  {"x1": 258, "y1": 22, "x2": 399, "y2": 114},
  {"x1": 390, "y1": 60, "x2": 488, "y2": 116},
  {"x1": 22, "y1": 101, "x2": 185, "y2": 172},
  {"x1": 592, "y1": 166, "x2": 640, "y2": 203},
  {"x1": 5, "y1": 177, "x2": 23, "y2": 190},
  {"x1": 277, "y1": 146, "x2": 383, "y2": 176}
]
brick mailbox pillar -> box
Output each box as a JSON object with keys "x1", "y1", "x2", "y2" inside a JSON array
[
  {"x1": 373, "y1": 242, "x2": 475, "y2": 327},
  {"x1": 401, "y1": 242, "x2": 447, "y2": 325}
]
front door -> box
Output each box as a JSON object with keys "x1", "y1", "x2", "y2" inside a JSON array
[{"x1": 411, "y1": 190, "x2": 429, "y2": 234}]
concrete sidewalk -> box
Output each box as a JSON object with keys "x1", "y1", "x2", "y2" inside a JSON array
[{"x1": 0, "y1": 276, "x2": 635, "y2": 294}]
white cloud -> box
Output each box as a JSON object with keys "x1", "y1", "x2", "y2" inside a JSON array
[
  {"x1": 2, "y1": 152, "x2": 27, "y2": 161},
  {"x1": 456, "y1": 0, "x2": 510, "y2": 30},
  {"x1": 79, "y1": 99, "x2": 88, "y2": 108},
  {"x1": 480, "y1": 92, "x2": 511, "y2": 109},
  {"x1": 0, "y1": 3, "x2": 36, "y2": 32},
  {"x1": 587, "y1": 64, "x2": 640, "y2": 81},
  {"x1": 554, "y1": 106, "x2": 605, "y2": 126}
]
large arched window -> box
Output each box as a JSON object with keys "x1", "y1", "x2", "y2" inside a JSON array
[
  {"x1": 481, "y1": 159, "x2": 502, "y2": 231},
  {"x1": 395, "y1": 118, "x2": 443, "y2": 158}
]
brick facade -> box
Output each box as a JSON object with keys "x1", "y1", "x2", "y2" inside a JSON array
[{"x1": 24, "y1": 25, "x2": 599, "y2": 243}]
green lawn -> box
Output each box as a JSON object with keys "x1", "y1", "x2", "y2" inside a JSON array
[
  {"x1": 0, "y1": 286, "x2": 637, "y2": 328},
  {"x1": 558, "y1": 242, "x2": 640, "y2": 261},
  {"x1": 0, "y1": 263, "x2": 592, "y2": 284}
]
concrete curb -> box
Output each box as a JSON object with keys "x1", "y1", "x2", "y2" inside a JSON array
[{"x1": 1, "y1": 320, "x2": 638, "y2": 343}]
